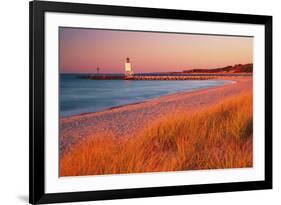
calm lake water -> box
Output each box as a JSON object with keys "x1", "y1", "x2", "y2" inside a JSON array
[{"x1": 60, "y1": 74, "x2": 231, "y2": 117}]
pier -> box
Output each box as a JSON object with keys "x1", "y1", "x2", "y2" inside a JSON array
[
  {"x1": 82, "y1": 75, "x2": 216, "y2": 80},
  {"x1": 127, "y1": 75, "x2": 215, "y2": 80},
  {"x1": 80, "y1": 74, "x2": 245, "y2": 81}
]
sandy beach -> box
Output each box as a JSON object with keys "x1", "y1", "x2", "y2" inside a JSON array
[{"x1": 60, "y1": 76, "x2": 252, "y2": 156}]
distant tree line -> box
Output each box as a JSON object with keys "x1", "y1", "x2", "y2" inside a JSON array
[{"x1": 183, "y1": 63, "x2": 253, "y2": 73}]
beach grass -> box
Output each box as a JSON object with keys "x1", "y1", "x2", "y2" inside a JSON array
[{"x1": 60, "y1": 92, "x2": 253, "y2": 176}]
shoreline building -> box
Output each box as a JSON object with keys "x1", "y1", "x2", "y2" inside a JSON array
[{"x1": 125, "y1": 57, "x2": 134, "y2": 77}]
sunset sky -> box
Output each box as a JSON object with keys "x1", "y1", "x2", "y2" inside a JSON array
[{"x1": 59, "y1": 27, "x2": 253, "y2": 74}]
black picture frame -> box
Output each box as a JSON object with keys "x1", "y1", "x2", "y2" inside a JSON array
[{"x1": 29, "y1": 0, "x2": 272, "y2": 204}]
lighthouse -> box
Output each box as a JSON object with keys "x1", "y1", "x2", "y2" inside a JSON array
[{"x1": 125, "y1": 57, "x2": 134, "y2": 78}]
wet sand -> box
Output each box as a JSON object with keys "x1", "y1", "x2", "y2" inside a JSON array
[{"x1": 60, "y1": 76, "x2": 252, "y2": 156}]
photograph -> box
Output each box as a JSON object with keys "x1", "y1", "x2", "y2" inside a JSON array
[
  {"x1": 59, "y1": 27, "x2": 254, "y2": 177},
  {"x1": 29, "y1": 1, "x2": 272, "y2": 203}
]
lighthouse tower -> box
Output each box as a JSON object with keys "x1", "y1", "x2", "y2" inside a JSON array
[{"x1": 125, "y1": 57, "x2": 134, "y2": 78}]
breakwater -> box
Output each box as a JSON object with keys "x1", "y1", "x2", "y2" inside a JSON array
[
  {"x1": 80, "y1": 73, "x2": 252, "y2": 80},
  {"x1": 81, "y1": 75, "x2": 217, "y2": 80}
]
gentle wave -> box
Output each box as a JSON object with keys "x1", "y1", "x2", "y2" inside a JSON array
[{"x1": 60, "y1": 74, "x2": 230, "y2": 117}]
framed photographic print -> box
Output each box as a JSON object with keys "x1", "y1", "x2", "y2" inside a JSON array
[{"x1": 29, "y1": 0, "x2": 272, "y2": 204}]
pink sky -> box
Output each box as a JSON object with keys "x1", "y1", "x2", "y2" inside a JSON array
[{"x1": 59, "y1": 27, "x2": 253, "y2": 73}]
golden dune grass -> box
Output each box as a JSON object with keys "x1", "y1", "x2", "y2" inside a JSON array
[{"x1": 60, "y1": 92, "x2": 253, "y2": 176}]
